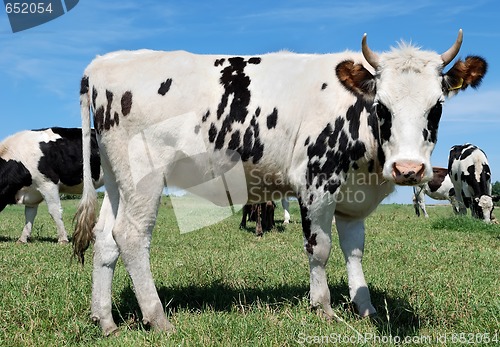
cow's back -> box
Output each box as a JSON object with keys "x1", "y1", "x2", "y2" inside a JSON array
[
  {"x1": 0, "y1": 128, "x2": 101, "y2": 189},
  {"x1": 85, "y1": 50, "x2": 368, "y2": 201}
]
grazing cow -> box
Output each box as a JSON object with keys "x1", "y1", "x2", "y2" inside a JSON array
[
  {"x1": 0, "y1": 127, "x2": 103, "y2": 243},
  {"x1": 240, "y1": 201, "x2": 276, "y2": 236},
  {"x1": 73, "y1": 30, "x2": 486, "y2": 335},
  {"x1": 413, "y1": 167, "x2": 459, "y2": 217},
  {"x1": 448, "y1": 143, "x2": 496, "y2": 222}
]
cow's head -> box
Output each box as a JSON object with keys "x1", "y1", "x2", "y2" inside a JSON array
[
  {"x1": 337, "y1": 30, "x2": 487, "y2": 185},
  {"x1": 473, "y1": 194, "x2": 494, "y2": 223}
]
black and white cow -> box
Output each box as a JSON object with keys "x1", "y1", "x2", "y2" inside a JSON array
[
  {"x1": 0, "y1": 127, "x2": 103, "y2": 243},
  {"x1": 413, "y1": 167, "x2": 459, "y2": 217},
  {"x1": 73, "y1": 30, "x2": 486, "y2": 335},
  {"x1": 448, "y1": 143, "x2": 497, "y2": 223}
]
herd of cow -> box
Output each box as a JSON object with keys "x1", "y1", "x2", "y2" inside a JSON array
[
  {"x1": 413, "y1": 144, "x2": 498, "y2": 222},
  {"x1": 0, "y1": 30, "x2": 495, "y2": 335}
]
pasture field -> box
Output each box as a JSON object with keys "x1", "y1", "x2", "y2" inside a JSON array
[{"x1": 0, "y1": 198, "x2": 499, "y2": 346}]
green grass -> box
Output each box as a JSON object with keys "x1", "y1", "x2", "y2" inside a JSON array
[{"x1": 0, "y1": 199, "x2": 499, "y2": 346}]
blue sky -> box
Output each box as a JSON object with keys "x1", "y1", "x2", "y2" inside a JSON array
[{"x1": 0, "y1": 0, "x2": 498, "y2": 204}]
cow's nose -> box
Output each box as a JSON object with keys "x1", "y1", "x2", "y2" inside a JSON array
[{"x1": 392, "y1": 161, "x2": 425, "y2": 185}]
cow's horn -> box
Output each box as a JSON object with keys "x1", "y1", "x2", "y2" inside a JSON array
[
  {"x1": 362, "y1": 33, "x2": 379, "y2": 69},
  {"x1": 441, "y1": 29, "x2": 463, "y2": 67}
]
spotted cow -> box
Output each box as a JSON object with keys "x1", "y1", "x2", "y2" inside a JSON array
[
  {"x1": 448, "y1": 143, "x2": 497, "y2": 222},
  {"x1": 0, "y1": 127, "x2": 103, "y2": 243},
  {"x1": 73, "y1": 30, "x2": 487, "y2": 335},
  {"x1": 413, "y1": 167, "x2": 459, "y2": 217}
]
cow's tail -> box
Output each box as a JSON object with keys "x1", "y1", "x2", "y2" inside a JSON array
[{"x1": 73, "y1": 76, "x2": 97, "y2": 265}]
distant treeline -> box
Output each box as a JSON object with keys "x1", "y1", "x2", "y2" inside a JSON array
[{"x1": 60, "y1": 191, "x2": 106, "y2": 200}]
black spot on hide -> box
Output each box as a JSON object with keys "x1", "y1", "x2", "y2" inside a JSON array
[
  {"x1": 214, "y1": 58, "x2": 225, "y2": 67},
  {"x1": 426, "y1": 102, "x2": 442, "y2": 143},
  {"x1": 248, "y1": 57, "x2": 261, "y2": 64},
  {"x1": 80, "y1": 76, "x2": 89, "y2": 95},
  {"x1": 266, "y1": 108, "x2": 278, "y2": 129},
  {"x1": 158, "y1": 78, "x2": 173, "y2": 96},
  {"x1": 121, "y1": 91, "x2": 133, "y2": 116},
  {"x1": 376, "y1": 103, "x2": 392, "y2": 142},
  {"x1": 94, "y1": 106, "x2": 104, "y2": 133},
  {"x1": 0, "y1": 158, "x2": 32, "y2": 211},
  {"x1": 209, "y1": 57, "x2": 266, "y2": 164},
  {"x1": 92, "y1": 87, "x2": 98, "y2": 109}
]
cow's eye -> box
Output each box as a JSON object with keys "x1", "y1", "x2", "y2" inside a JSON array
[
  {"x1": 375, "y1": 102, "x2": 392, "y2": 141},
  {"x1": 428, "y1": 102, "x2": 442, "y2": 123},
  {"x1": 375, "y1": 103, "x2": 391, "y2": 122}
]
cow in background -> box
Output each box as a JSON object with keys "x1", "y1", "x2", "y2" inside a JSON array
[
  {"x1": 0, "y1": 127, "x2": 103, "y2": 243},
  {"x1": 240, "y1": 200, "x2": 276, "y2": 236},
  {"x1": 240, "y1": 198, "x2": 289, "y2": 235},
  {"x1": 413, "y1": 167, "x2": 459, "y2": 217},
  {"x1": 448, "y1": 144, "x2": 497, "y2": 223}
]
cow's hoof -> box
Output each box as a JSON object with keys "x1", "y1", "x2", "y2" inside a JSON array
[
  {"x1": 142, "y1": 317, "x2": 175, "y2": 333},
  {"x1": 313, "y1": 305, "x2": 342, "y2": 322},
  {"x1": 58, "y1": 239, "x2": 69, "y2": 245},
  {"x1": 104, "y1": 326, "x2": 120, "y2": 337},
  {"x1": 16, "y1": 239, "x2": 28, "y2": 244},
  {"x1": 93, "y1": 315, "x2": 120, "y2": 337}
]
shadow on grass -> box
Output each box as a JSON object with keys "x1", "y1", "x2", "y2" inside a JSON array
[
  {"x1": 369, "y1": 289, "x2": 423, "y2": 337},
  {"x1": 114, "y1": 280, "x2": 422, "y2": 338},
  {"x1": 0, "y1": 235, "x2": 61, "y2": 243}
]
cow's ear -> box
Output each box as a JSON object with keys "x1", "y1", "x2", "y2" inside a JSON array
[
  {"x1": 443, "y1": 56, "x2": 487, "y2": 95},
  {"x1": 336, "y1": 60, "x2": 376, "y2": 98},
  {"x1": 492, "y1": 195, "x2": 500, "y2": 202}
]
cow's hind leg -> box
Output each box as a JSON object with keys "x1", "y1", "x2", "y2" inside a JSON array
[
  {"x1": 42, "y1": 187, "x2": 69, "y2": 243},
  {"x1": 112, "y1": 179, "x2": 174, "y2": 332},
  {"x1": 299, "y1": 199, "x2": 336, "y2": 317},
  {"x1": 17, "y1": 205, "x2": 38, "y2": 243},
  {"x1": 335, "y1": 216, "x2": 376, "y2": 317},
  {"x1": 91, "y1": 191, "x2": 120, "y2": 335}
]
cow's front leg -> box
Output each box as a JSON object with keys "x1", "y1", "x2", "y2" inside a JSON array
[
  {"x1": 335, "y1": 216, "x2": 376, "y2": 317},
  {"x1": 17, "y1": 205, "x2": 38, "y2": 243},
  {"x1": 299, "y1": 199, "x2": 336, "y2": 317},
  {"x1": 91, "y1": 193, "x2": 120, "y2": 336}
]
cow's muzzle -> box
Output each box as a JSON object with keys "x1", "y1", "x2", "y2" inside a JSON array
[{"x1": 392, "y1": 161, "x2": 425, "y2": 185}]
